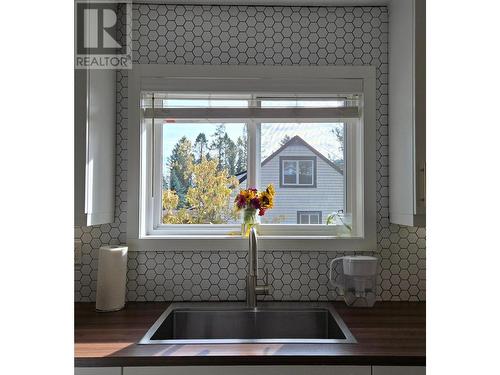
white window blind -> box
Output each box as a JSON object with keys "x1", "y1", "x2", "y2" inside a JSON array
[{"x1": 141, "y1": 94, "x2": 361, "y2": 122}]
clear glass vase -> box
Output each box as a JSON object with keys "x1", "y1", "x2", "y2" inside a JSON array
[{"x1": 241, "y1": 208, "x2": 258, "y2": 237}]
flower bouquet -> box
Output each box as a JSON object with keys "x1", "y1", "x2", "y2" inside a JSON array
[{"x1": 234, "y1": 184, "x2": 275, "y2": 236}]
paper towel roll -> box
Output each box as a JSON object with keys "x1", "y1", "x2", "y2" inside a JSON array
[{"x1": 96, "y1": 245, "x2": 128, "y2": 312}]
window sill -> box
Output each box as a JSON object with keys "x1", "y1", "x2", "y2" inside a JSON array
[{"x1": 127, "y1": 234, "x2": 376, "y2": 252}]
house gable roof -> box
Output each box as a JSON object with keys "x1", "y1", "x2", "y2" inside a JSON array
[{"x1": 237, "y1": 135, "x2": 343, "y2": 184}]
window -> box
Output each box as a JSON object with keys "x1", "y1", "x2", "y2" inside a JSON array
[
  {"x1": 160, "y1": 121, "x2": 246, "y2": 225},
  {"x1": 143, "y1": 95, "x2": 351, "y2": 232},
  {"x1": 128, "y1": 65, "x2": 377, "y2": 251},
  {"x1": 297, "y1": 211, "x2": 322, "y2": 224},
  {"x1": 280, "y1": 157, "x2": 316, "y2": 187}
]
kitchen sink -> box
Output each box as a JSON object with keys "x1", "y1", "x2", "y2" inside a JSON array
[{"x1": 139, "y1": 302, "x2": 356, "y2": 344}]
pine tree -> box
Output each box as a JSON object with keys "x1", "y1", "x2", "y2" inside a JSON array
[
  {"x1": 194, "y1": 132, "x2": 208, "y2": 162},
  {"x1": 330, "y1": 126, "x2": 345, "y2": 172},
  {"x1": 168, "y1": 136, "x2": 194, "y2": 207},
  {"x1": 169, "y1": 170, "x2": 186, "y2": 207},
  {"x1": 280, "y1": 134, "x2": 291, "y2": 146},
  {"x1": 332, "y1": 126, "x2": 344, "y2": 152},
  {"x1": 236, "y1": 136, "x2": 246, "y2": 173},
  {"x1": 236, "y1": 125, "x2": 247, "y2": 174},
  {"x1": 209, "y1": 124, "x2": 226, "y2": 170},
  {"x1": 223, "y1": 134, "x2": 238, "y2": 175}
]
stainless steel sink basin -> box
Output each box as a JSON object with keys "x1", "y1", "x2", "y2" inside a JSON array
[{"x1": 139, "y1": 302, "x2": 356, "y2": 344}]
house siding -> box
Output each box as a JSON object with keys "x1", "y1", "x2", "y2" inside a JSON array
[{"x1": 260, "y1": 144, "x2": 344, "y2": 224}]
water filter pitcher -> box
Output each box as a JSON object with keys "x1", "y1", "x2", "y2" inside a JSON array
[{"x1": 329, "y1": 255, "x2": 378, "y2": 307}]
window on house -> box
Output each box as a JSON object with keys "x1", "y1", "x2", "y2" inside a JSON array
[
  {"x1": 297, "y1": 211, "x2": 322, "y2": 224},
  {"x1": 280, "y1": 157, "x2": 316, "y2": 187},
  {"x1": 139, "y1": 87, "x2": 365, "y2": 238}
]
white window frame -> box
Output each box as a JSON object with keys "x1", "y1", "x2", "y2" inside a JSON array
[
  {"x1": 128, "y1": 65, "x2": 376, "y2": 252},
  {"x1": 281, "y1": 159, "x2": 315, "y2": 187},
  {"x1": 297, "y1": 211, "x2": 322, "y2": 224}
]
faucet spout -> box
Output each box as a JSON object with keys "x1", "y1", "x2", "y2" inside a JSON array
[{"x1": 246, "y1": 227, "x2": 269, "y2": 308}]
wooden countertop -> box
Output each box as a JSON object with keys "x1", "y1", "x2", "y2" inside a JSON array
[{"x1": 75, "y1": 301, "x2": 425, "y2": 367}]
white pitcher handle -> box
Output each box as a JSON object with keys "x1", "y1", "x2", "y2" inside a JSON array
[{"x1": 329, "y1": 257, "x2": 345, "y2": 291}]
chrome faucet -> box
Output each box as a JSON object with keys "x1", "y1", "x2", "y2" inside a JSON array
[{"x1": 246, "y1": 227, "x2": 270, "y2": 308}]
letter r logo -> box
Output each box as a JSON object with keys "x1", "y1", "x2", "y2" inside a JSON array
[{"x1": 76, "y1": 2, "x2": 126, "y2": 55}]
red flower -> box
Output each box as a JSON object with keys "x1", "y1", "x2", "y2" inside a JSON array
[
  {"x1": 250, "y1": 197, "x2": 261, "y2": 209},
  {"x1": 235, "y1": 194, "x2": 246, "y2": 209},
  {"x1": 258, "y1": 208, "x2": 266, "y2": 216}
]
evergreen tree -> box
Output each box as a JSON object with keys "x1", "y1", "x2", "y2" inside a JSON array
[
  {"x1": 169, "y1": 170, "x2": 187, "y2": 207},
  {"x1": 236, "y1": 125, "x2": 247, "y2": 174},
  {"x1": 223, "y1": 134, "x2": 238, "y2": 175},
  {"x1": 236, "y1": 136, "x2": 246, "y2": 173},
  {"x1": 280, "y1": 134, "x2": 291, "y2": 146},
  {"x1": 330, "y1": 126, "x2": 345, "y2": 172},
  {"x1": 332, "y1": 126, "x2": 344, "y2": 152},
  {"x1": 194, "y1": 132, "x2": 208, "y2": 162},
  {"x1": 168, "y1": 136, "x2": 194, "y2": 207},
  {"x1": 209, "y1": 124, "x2": 226, "y2": 170}
]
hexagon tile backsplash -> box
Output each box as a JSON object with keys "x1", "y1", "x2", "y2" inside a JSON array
[{"x1": 75, "y1": 4, "x2": 426, "y2": 302}]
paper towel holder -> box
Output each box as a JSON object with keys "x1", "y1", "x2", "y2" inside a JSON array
[{"x1": 96, "y1": 245, "x2": 128, "y2": 312}]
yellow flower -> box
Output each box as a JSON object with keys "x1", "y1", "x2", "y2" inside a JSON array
[
  {"x1": 266, "y1": 184, "x2": 275, "y2": 197},
  {"x1": 259, "y1": 191, "x2": 274, "y2": 209},
  {"x1": 240, "y1": 189, "x2": 257, "y2": 204},
  {"x1": 235, "y1": 186, "x2": 275, "y2": 212}
]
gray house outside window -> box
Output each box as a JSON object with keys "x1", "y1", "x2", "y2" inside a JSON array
[{"x1": 237, "y1": 136, "x2": 344, "y2": 224}]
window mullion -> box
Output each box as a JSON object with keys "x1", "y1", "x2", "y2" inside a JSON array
[{"x1": 247, "y1": 120, "x2": 260, "y2": 189}]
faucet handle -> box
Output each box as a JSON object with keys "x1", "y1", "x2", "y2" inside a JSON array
[
  {"x1": 255, "y1": 267, "x2": 270, "y2": 296},
  {"x1": 263, "y1": 267, "x2": 269, "y2": 286}
]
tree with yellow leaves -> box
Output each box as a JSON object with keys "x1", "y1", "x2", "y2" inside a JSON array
[
  {"x1": 186, "y1": 158, "x2": 239, "y2": 224},
  {"x1": 162, "y1": 189, "x2": 192, "y2": 224},
  {"x1": 162, "y1": 157, "x2": 239, "y2": 224}
]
